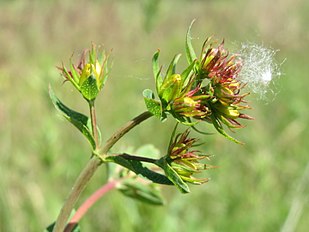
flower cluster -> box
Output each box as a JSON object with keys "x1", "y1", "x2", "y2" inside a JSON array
[
  {"x1": 166, "y1": 129, "x2": 211, "y2": 184},
  {"x1": 59, "y1": 44, "x2": 109, "y2": 101},
  {"x1": 148, "y1": 35, "x2": 253, "y2": 143}
]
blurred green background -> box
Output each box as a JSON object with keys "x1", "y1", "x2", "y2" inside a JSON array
[{"x1": 1, "y1": 0, "x2": 309, "y2": 231}]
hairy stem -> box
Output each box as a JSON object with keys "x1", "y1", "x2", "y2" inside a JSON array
[
  {"x1": 64, "y1": 179, "x2": 120, "y2": 232},
  {"x1": 52, "y1": 111, "x2": 153, "y2": 232}
]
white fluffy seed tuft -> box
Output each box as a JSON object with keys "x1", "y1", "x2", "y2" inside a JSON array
[{"x1": 237, "y1": 43, "x2": 282, "y2": 100}]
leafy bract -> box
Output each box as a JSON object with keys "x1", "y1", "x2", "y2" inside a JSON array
[{"x1": 156, "y1": 158, "x2": 190, "y2": 193}]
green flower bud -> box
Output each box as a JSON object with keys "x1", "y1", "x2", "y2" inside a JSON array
[{"x1": 59, "y1": 44, "x2": 109, "y2": 101}]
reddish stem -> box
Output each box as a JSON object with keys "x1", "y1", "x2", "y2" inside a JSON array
[{"x1": 64, "y1": 180, "x2": 119, "y2": 232}]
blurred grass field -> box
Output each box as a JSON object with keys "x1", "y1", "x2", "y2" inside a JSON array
[{"x1": 1, "y1": 0, "x2": 309, "y2": 231}]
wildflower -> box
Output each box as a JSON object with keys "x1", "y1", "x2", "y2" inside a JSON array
[
  {"x1": 59, "y1": 44, "x2": 109, "y2": 101},
  {"x1": 166, "y1": 129, "x2": 211, "y2": 184}
]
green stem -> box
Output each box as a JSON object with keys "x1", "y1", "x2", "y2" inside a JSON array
[
  {"x1": 89, "y1": 100, "x2": 99, "y2": 148},
  {"x1": 52, "y1": 111, "x2": 153, "y2": 232}
]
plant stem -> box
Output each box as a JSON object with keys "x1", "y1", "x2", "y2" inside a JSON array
[
  {"x1": 89, "y1": 100, "x2": 99, "y2": 148},
  {"x1": 64, "y1": 179, "x2": 120, "y2": 232},
  {"x1": 52, "y1": 111, "x2": 153, "y2": 232}
]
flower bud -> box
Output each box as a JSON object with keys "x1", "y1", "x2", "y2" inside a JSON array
[
  {"x1": 59, "y1": 44, "x2": 109, "y2": 101},
  {"x1": 166, "y1": 129, "x2": 212, "y2": 185}
]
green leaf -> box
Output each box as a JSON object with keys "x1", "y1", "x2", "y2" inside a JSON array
[
  {"x1": 186, "y1": 19, "x2": 197, "y2": 64},
  {"x1": 181, "y1": 59, "x2": 196, "y2": 85},
  {"x1": 152, "y1": 50, "x2": 162, "y2": 93},
  {"x1": 105, "y1": 155, "x2": 173, "y2": 185},
  {"x1": 143, "y1": 89, "x2": 161, "y2": 118},
  {"x1": 80, "y1": 75, "x2": 99, "y2": 101},
  {"x1": 156, "y1": 158, "x2": 190, "y2": 193},
  {"x1": 49, "y1": 86, "x2": 96, "y2": 149},
  {"x1": 166, "y1": 54, "x2": 182, "y2": 77},
  {"x1": 211, "y1": 114, "x2": 243, "y2": 144},
  {"x1": 118, "y1": 179, "x2": 165, "y2": 205}
]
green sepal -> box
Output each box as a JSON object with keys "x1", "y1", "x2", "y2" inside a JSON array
[
  {"x1": 105, "y1": 155, "x2": 173, "y2": 185},
  {"x1": 80, "y1": 74, "x2": 99, "y2": 101},
  {"x1": 210, "y1": 114, "x2": 243, "y2": 144},
  {"x1": 118, "y1": 179, "x2": 165, "y2": 205},
  {"x1": 143, "y1": 89, "x2": 161, "y2": 118},
  {"x1": 49, "y1": 86, "x2": 96, "y2": 149},
  {"x1": 156, "y1": 158, "x2": 190, "y2": 193},
  {"x1": 186, "y1": 19, "x2": 197, "y2": 64}
]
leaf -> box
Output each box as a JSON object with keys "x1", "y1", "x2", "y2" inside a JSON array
[
  {"x1": 166, "y1": 54, "x2": 182, "y2": 77},
  {"x1": 105, "y1": 155, "x2": 173, "y2": 185},
  {"x1": 143, "y1": 89, "x2": 161, "y2": 118},
  {"x1": 80, "y1": 74, "x2": 99, "y2": 101},
  {"x1": 156, "y1": 158, "x2": 190, "y2": 193},
  {"x1": 49, "y1": 86, "x2": 96, "y2": 149},
  {"x1": 152, "y1": 50, "x2": 162, "y2": 93},
  {"x1": 181, "y1": 59, "x2": 196, "y2": 85},
  {"x1": 118, "y1": 179, "x2": 165, "y2": 205},
  {"x1": 211, "y1": 114, "x2": 243, "y2": 144},
  {"x1": 186, "y1": 19, "x2": 197, "y2": 64}
]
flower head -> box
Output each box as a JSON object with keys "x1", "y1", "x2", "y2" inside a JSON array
[
  {"x1": 146, "y1": 28, "x2": 255, "y2": 143},
  {"x1": 59, "y1": 44, "x2": 109, "y2": 101},
  {"x1": 166, "y1": 129, "x2": 211, "y2": 184},
  {"x1": 196, "y1": 40, "x2": 253, "y2": 134}
]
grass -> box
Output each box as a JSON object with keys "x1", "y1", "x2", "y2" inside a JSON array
[{"x1": 1, "y1": 0, "x2": 309, "y2": 231}]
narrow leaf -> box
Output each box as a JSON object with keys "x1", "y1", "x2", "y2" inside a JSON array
[
  {"x1": 152, "y1": 50, "x2": 162, "y2": 92},
  {"x1": 49, "y1": 86, "x2": 96, "y2": 149},
  {"x1": 152, "y1": 50, "x2": 161, "y2": 81},
  {"x1": 156, "y1": 158, "x2": 190, "y2": 193},
  {"x1": 181, "y1": 59, "x2": 196, "y2": 85},
  {"x1": 105, "y1": 155, "x2": 173, "y2": 185},
  {"x1": 186, "y1": 19, "x2": 197, "y2": 64},
  {"x1": 211, "y1": 114, "x2": 243, "y2": 144},
  {"x1": 166, "y1": 54, "x2": 182, "y2": 77}
]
